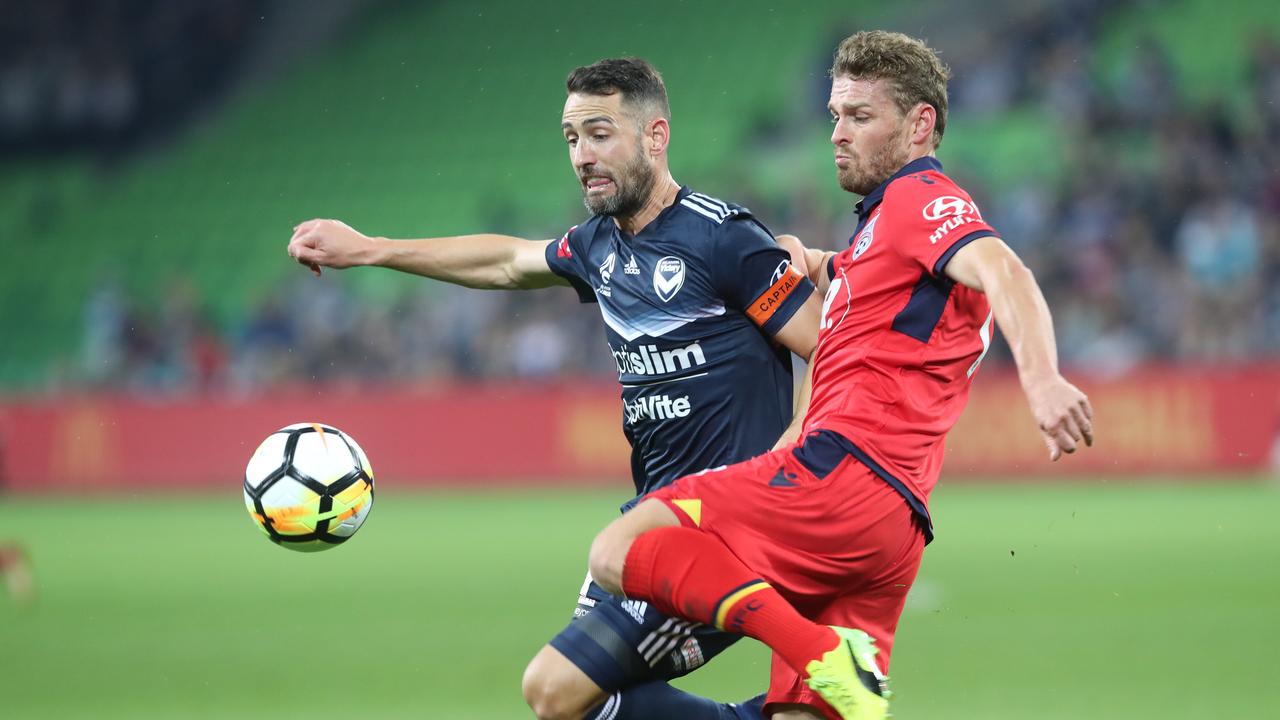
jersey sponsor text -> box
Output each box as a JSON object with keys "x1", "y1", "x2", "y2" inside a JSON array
[
  {"x1": 611, "y1": 341, "x2": 707, "y2": 377},
  {"x1": 625, "y1": 394, "x2": 693, "y2": 424}
]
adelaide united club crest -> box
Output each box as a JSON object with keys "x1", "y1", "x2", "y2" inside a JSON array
[{"x1": 851, "y1": 215, "x2": 878, "y2": 260}]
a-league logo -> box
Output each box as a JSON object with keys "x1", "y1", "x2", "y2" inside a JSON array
[{"x1": 599, "y1": 252, "x2": 617, "y2": 284}]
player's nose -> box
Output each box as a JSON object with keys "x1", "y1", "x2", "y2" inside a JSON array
[
  {"x1": 831, "y1": 123, "x2": 849, "y2": 147},
  {"x1": 571, "y1": 141, "x2": 596, "y2": 167}
]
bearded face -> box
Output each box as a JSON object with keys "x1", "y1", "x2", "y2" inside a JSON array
[
  {"x1": 579, "y1": 137, "x2": 656, "y2": 217},
  {"x1": 563, "y1": 92, "x2": 660, "y2": 221},
  {"x1": 836, "y1": 132, "x2": 910, "y2": 196},
  {"x1": 829, "y1": 76, "x2": 915, "y2": 197}
]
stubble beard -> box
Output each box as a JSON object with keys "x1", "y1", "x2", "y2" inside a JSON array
[
  {"x1": 582, "y1": 146, "x2": 656, "y2": 218},
  {"x1": 838, "y1": 136, "x2": 910, "y2": 197}
]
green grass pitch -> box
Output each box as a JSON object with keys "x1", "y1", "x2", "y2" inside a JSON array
[{"x1": 1, "y1": 481, "x2": 1277, "y2": 718}]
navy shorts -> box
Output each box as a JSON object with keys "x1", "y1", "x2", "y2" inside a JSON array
[{"x1": 547, "y1": 572, "x2": 741, "y2": 692}]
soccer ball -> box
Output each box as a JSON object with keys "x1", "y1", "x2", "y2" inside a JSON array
[{"x1": 243, "y1": 423, "x2": 375, "y2": 552}]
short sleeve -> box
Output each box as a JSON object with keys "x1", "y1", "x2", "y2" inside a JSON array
[
  {"x1": 711, "y1": 217, "x2": 816, "y2": 336},
  {"x1": 884, "y1": 178, "x2": 999, "y2": 277},
  {"x1": 543, "y1": 225, "x2": 596, "y2": 303}
]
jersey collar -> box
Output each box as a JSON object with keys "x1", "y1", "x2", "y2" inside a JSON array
[
  {"x1": 611, "y1": 185, "x2": 693, "y2": 242},
  {"x1": 853, "y1": 156, "x2": 943, "y2": 221}
]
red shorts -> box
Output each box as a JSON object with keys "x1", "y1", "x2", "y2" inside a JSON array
[{"x1": 645, "y1": 430, "x2": 926, "y2": 717}]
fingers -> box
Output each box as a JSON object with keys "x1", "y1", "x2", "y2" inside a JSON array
[
  {"x1": 1070, "y1": 404, "x2": 1094, "y2": 447},
  {"x1": 290, "y1": 244, "x2": 323, "y2": 276},
  {"x1": 775, "y1": 234, "x2": 808, "y2": 276},
  {"x1": 1059, "y1": 413, "x2": 1083, "y2": 443},
  {"x1": 1050, "y1": 420, "x2": 1077, "y2": 457},
  {"x1": 288, "y1": 221, "x2": 324, "y2": 277},
  {"x1": 291, "y1": 219, "x2": 321, "y2": 243},
  {"x1": 1043, "y1": 432, "x2": 1061, "y2": 462}
]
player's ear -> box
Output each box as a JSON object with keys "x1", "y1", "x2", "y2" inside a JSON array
[
  {"x1": 910, "y1": 103, "x2": 936, "y2": 148},
  {"x1": 646, "y1": 116, "x2": 670, "y2": 157}
]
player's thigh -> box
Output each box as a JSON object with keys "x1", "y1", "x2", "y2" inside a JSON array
[
  {"x1": 547, "y1": 580, "x2": 741, "y2": 692},
  {"x1": 658, "y1": 434, "x2": 920, "y2": 600}
]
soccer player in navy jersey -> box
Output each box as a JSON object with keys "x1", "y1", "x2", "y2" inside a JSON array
[
  {"x1": 288, "y1": 58, "x2": 822, "y2": 719},
  {"x1": 584, "y1": 32, "x2": 1096, "y2": 720}
]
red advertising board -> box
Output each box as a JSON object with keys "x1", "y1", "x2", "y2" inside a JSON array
[
  {"x1": 947, "y1": 365, "x2": 1280, "y2": 475},
  {"x1": 1, "y1": 366, "x2": 1276, "y2": 492}
]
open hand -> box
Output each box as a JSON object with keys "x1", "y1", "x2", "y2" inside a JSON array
[{"x1": 1024, "y1": 375, "x2": 1094, "y2": 461}]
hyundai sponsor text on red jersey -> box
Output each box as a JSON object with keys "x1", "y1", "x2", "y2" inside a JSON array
[{"x1": 804, "y1": 157, "x2": 998, "y2": 538}]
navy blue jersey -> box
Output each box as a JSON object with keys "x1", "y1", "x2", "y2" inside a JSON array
[{"x1": 545, "y1": 186, "x2": 815, "y2": 508}]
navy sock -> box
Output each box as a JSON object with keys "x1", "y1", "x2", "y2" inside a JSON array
[{"x1": 587, "y1": 683, "x2": 766, "y2": 720}]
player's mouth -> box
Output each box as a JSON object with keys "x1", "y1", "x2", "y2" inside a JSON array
[
  {"x1": 835, "y1": 154, "x2": 852, "y2": 168},
  {"x1": 583, "y1": 176, "x2": 614, "y2": 192}
]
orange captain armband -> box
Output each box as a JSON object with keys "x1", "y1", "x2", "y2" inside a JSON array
[{"x1": 746, "y1": 262, "x2": 806, "y2": 327}]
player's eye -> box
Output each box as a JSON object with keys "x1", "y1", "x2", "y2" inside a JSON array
[
  {"x1": 592, "y1": 133, "x2": 609, "y2": 141},
  {"x1": 566, "y1": 137, "x2": 578, "y2": 147}
]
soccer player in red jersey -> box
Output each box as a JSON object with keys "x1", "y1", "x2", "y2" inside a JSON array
[{"x1": 583, "y1": 31, "x2": 1096, "y2": 720}]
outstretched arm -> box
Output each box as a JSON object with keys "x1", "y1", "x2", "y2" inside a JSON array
[
  {"x1": 287, "y1": 218, "x2": 568, "y2": 291},
  {"x1": 944, "y1": 235, "x2": 1094, "y2": 461}
]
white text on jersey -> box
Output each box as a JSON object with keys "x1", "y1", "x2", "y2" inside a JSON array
[{"x1": 611, "y1": 342, "x2": 707, "y2": 376}]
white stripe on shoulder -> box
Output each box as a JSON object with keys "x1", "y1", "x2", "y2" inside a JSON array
[
  {"x1": 680, "y1": 198, "x2": 726, "y2": 223},
  {"x1": 683, "y1": 194, "x2": 730, "y2": 220},
  {"x1": 688, "y1": 192, "x2": 730, "y2": 215}
]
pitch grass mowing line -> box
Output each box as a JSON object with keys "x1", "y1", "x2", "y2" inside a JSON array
[{"x1": 1, "y1": 481, "x2": 1277, "y2": 718}]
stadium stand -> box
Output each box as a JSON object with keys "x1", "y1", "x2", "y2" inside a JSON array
[{"x1": 1, "y1": 0, "x2": 1278, "y2": 392}]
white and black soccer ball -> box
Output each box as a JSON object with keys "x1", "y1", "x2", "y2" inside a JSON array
[{"x1": 243, "y1": 423, "x2": 375, "y2": 552}]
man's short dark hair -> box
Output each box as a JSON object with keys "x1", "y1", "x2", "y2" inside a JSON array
[{"x1": 566, "y1": 57, "x2": 671, "y2": 122}]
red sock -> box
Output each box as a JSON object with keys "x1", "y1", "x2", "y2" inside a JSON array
[{"x1": 622, "y1": 525, "x2": 838, "y2": 674}]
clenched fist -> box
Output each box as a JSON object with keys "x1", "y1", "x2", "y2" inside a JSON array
[{"x1": 287, "y1": 219, "x2": 381, "y2": 277}]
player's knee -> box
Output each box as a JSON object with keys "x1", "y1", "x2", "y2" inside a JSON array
[
  {"x1": 587, "y1": 529, "x2": 625, "y2": 596},
  {"x1": 522, "y1": 648, "x2": 595, "y2": 720}
]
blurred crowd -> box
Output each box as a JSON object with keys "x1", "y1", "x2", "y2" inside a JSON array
[
  {"x1": 763, "y1": 9, "x2": 1280, "y2": 375},
  {"x1": 79, "y1": 273, "x2": 614, "y2": 393},
  {"x1": 954, "y1": 16, "x2": 1280, "y2": 373},
  {"x1": 73, "y1": 5, "x2": 1280, "y2": 392},
  {"x1": 0, "y1": 0, "x2": 259, "y2": 152}
]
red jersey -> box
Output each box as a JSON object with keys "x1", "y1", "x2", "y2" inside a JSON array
[{"x1": 804, "y1": 157, "x2": 996, "y2": 531}]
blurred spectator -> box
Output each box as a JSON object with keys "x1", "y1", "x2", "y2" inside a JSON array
[
  {"x1": 50, "y1": 1, "x2": 1280, "y2": 395},
  {"x1": 0, "y1": 0, "x2": 259, "y2": 153}
]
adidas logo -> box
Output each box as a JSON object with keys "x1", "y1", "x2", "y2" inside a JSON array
[
  {"x1": 620, "y1": 599, "x2": 648, "y2": 624},
  {"x1": 768, "y1": 468, "x2": 799, "y2": 487},
  {"x1": 623, "y1": 255, "x2": 640, "y2": 275}
]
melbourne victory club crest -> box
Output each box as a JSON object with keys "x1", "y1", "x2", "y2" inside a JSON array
[
  {"x1": 852, "y1": 215, "x2": 878, "y2": 260},
  {"x1": 653, "y1": 255, "x2": 686, "y2": 302}
]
